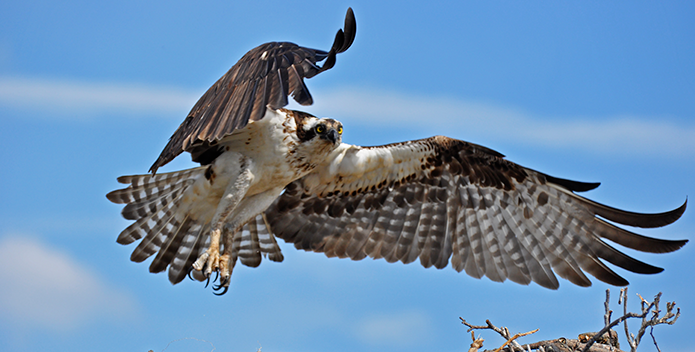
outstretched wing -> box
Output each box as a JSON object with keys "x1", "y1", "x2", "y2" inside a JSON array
[
  {"x1": 265, "y1": 136, "x2": 687, "y2": 289},
  {"x1": 150, "y1": 8, "x2": 357, "y2": 174}
]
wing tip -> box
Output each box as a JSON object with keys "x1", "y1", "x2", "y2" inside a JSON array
[
  {"x1": 544, "y1": 174, "x2": 600, "y2": 192},
  {"x1": 318, "y1": 7, "x2": 357, "y2": 73},
  {"x1": 342, "y1": 8, "x2": 357, "y2": 52},
  {"x1": 598, "y1": 197, "x2": 687, "y2": 229}
]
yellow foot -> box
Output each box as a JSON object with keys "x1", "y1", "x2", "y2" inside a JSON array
[
  {"x1": 192, "y1": 229, "x2": 222, "y2": 277},
  {"x1": 192, "y1": 248, "x2": 219, "y2": 277},
  {"x1": 219, "y1": 253, "x2": 231, "y2": 284}
]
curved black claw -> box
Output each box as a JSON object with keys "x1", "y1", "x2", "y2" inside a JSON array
[
  {"x1": 187, "y1": 269, "x2": 195, "y2": 281},
  {"x1": 212, "y1": 285, "x2": 229, "y2": 296},
  {"x1": 212, "y1": 275, "x2": 231, "y2": 295},
  {"x1": 204, "y1": 271, "x2": 219, "y2": 289},
  {"x1": 212, "y1": 282, "x2": 230, "y2": 296}
]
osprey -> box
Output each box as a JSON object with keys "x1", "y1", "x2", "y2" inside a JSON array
[{"x1": 108, "y1": 8, "x2": 687, "y2": 294}]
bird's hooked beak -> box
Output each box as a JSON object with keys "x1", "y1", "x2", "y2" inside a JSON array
[{"x1": 323, "y1": 128, "x2": 340, "y2": 144}]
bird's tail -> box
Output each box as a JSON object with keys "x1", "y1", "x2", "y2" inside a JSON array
[{"x1": 106, "y1": 167, "x2": 283, "y2": 285}]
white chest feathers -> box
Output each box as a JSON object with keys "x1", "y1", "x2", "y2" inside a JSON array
[{"x1": 204, "y1": 108, "x2": 340, "y2": 197}]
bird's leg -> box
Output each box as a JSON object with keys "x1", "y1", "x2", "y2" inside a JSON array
[
  {"x1": 213, "y1": 186, "x2": 287, "y2": 289},
  {"x1": 218, "y1": 251, "x2": 231, "y2": 284},
  {"x1": 217, "y1": 225, "x2": 238, "y2": 289},
  {"x1": 192, "y1": 161, "x2": 253, "y2": 278}
]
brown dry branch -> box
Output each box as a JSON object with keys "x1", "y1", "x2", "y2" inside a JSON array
[
  {"x1": 460, "y1": 318, "x2": 538, "y2": 352},
  {"x1": 619, "y1": 288, "x2": 680, "y2": 352},
  {"x1": 582, "y1": 288, "x2": 680, "y2": 352},
  {"x1": 493, "y1": 329, "x2": 540, "y2": 352},
  {"x1": 461, "y1": 289, "x2": 680, "y2": 352},
  {"x1": 468, "y1": 331, "x2": 485, "y2": 352}
]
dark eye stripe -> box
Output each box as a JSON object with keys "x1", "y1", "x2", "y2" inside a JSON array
[{"x1": 298, "y1": 126, "x2": 316, "y2": 142}]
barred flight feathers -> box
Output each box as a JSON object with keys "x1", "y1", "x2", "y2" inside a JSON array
[
  {"x1": 265, "y1": 136, "x2": 688, "y2": 289},
  {"x1": 107, "y1": 169, "x2": 284, "y2": 285},
  {"x1": 149, "y1": 8, "x2": 356, "y2": 174}
]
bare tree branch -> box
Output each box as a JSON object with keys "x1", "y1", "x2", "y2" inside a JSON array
[
  {"x1": 468, "y1": 331, "x2": 485, "y2": 352},
  {"x1": 461, "y1": 289, "x2": 681, "y2": 352}
]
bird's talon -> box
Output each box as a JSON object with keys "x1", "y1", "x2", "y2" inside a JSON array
[
  {"x1": 193, "y1": 246, "x2": 221, "y2": 279},
  {"x1": 192, "y1": 252, "x2": 209, "y2": 272},
  {"x1": 212, "y1": 285, "x2": 229, "y2": 296},
  {"x1": 212, "y1": 276, "x2": 230, "y2": 295}
]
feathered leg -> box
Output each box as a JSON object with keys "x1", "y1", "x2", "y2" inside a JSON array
[
  {"x1": 192, "y1": 159, "x2": 253, "y2": 278},
  {"x1": 212, "y1": 186, "x2": 288, "y2": 288}
]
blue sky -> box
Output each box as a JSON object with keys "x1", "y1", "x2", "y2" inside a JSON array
[{"x1": 1, "y1": 1, "x2": 693, "y2": 351}]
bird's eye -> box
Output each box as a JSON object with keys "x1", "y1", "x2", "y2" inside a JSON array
[
  {"x1": 337, "y1": 126, "x2": 343, "y2": 135},
  {"x1": 315, "y1": 125, "x2": 325, "y2": 133}
]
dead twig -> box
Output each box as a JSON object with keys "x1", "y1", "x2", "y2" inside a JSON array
[
  {"x1": 492, "y1": 329, "x2": 539, "y2": 352},
  {"x1": 621, "y1": 288, "x2": 680, "y2": 352},
  {"x1": 461, "y1": 318, "x2": 538, "y2": 352},
  {"x1": 579, "y1": 288, "x2": 679, "y2": 352},
  {"x1": 468, "y1": 331, "x2": 485, "y2": 352},
  {"x1": 462, "y1": 289, "x2": 680, "y2": 352}
]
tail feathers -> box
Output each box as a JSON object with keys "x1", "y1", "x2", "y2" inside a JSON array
[
  {"x1": 179, "y1": 214, "x2": 286, "y2": 284},
  {"x1": 166, "y1": 222, "x2": 209, "y2": 284},
  {"x1": 108, "y1": 168, "x2": 210, "y2": 282},
  {"x1": 159, "y1": 216, "x2": 285, "y2": 285},
  {"x1": 257, "y1": 213, "x2": 284, "y2": 262},
  {"x1": 116, "y1": 187, "x2": 183, "y2": 246},
  {"x1": 110, "y1": 169, "x2": 203, "y2": 247},
  {"x1": 129, "y1": 210, "x2": 180, "y2": 262},
  {"x1": 150, "y1": 216, "x2": 196, "y2": 273},
  {"x1": 236, "y1": 220, "x2": 262, "y2": 268},
  {"x1": 233, "y1": 213, "x2": 285, "y2": 268},
  {"x1": 108, "y1": 169, "x2": 285, "y2": 286},
  {"x1": 107, "y1": 168, "x2": 203, "y2": 204},
  {"x1": 120, "y1": 181, "x2": 190, "y2": 220}
]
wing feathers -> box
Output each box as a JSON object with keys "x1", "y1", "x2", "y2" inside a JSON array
[
  {"x1": 592, "y1": 217, "x2": 687, "y2": 253},
  {"x1": 149, "y1": 8, "x2": 356, "y2": 173},
  {"x1": 266, "y1": 136, "x2": 687, "y2": 288},
  {"x1": 583, "y1": 196, "x2": 687, "y2": 229}
]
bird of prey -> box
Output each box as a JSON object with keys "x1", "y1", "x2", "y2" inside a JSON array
[{"x1": 107, "y1": 8, "x2": 687, "y2": 295}]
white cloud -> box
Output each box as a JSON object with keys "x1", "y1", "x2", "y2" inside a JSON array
[
  {"x1": 2, "y1": 75, "x2": 693, "y2": 158},
  {"x1": 0, "y1": 76, "x2": 198, "y2": 117},
  {"x1": 354, "y1": 310, "x2": 433, "y2": 347},
  {"x1": 0, "y1": 235, "x2": 139, "y2": 331},
  {"x1": 307, "y1": 87, "x2": 695, "y2": 159}
]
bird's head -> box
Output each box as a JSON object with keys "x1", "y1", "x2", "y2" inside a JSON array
[
  {"x1": 307, "y1": 118, "x2": 343, "y2": 145},
  {"x1": 291, "y1": 110, "x2": 343, "y2": 147}
]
